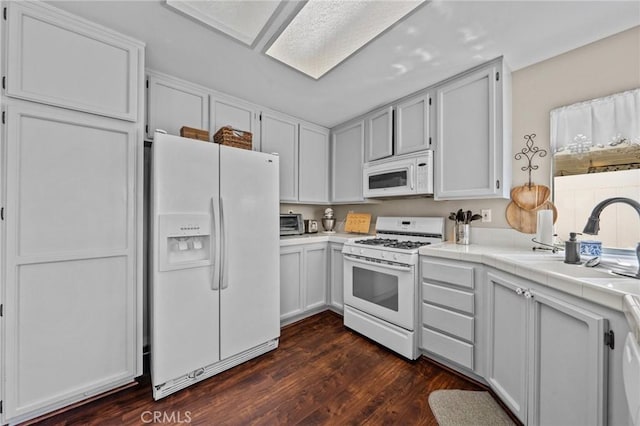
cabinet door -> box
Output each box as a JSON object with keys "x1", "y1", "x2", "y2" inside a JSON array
[
  {"x1": 528, "y1": 291, "x2": 607, "y2": 426},
  {"x1": 396, "y1": 94, "x2": 430, "y2": 156},
  {"x1": 332, "y1": 121, "x2": 365, "y2": 203},
  {"x1": 211, "y1": 97, "x2": 258, "y2": 150},
  {"x1": 299, "y1": 123, "x2": 330, "y2": 203},
  {"x1": 435, "y1": 63, "x2": 504, "y2": 199},
  {"x1": 365, "y1": 106, "x2": 393, "y2": 161},
  {"x1": 486, "y1": 272, "x2": 528, "y2": 423},
  {"x1": 5, "y1": 2, "x2": 142, "y2": 121},
  {"x1": 304, "y1": 245, "x2": 328, "y2": 310},
  {"x1": 147, "y1": 73, "x2": 209, "y2": 140},
  {"x1": 280, "y1": 247, "x2": 304, "y2": 321},
  {"x1": 4, "y1": 103, "x2": 138, "y2": 422},
  {"x1": 261, "y1": 112, "x2": 299, "y2": 202},
  {"x1": 329, "y1": 243, "x2": 344, "y2": 310}
]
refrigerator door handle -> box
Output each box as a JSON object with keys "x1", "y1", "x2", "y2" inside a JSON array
[
  {"x1": 220, "y1": 197, "x2": 229, "y2": 289},
  {"x1": 211, "y1": 196, "x2": 221, "y2": 290}
]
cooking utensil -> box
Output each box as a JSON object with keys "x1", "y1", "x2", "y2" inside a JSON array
[
  {"x1": 506, "y1": 201, "x2": 558, "y2": 234},
  {"x1": 510, "y1": 184, "x2": 551, "y2": 210}
]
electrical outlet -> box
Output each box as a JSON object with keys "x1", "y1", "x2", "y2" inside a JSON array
[{"x1": 481, "y1": 209, "x2": 492, "y2": 223}]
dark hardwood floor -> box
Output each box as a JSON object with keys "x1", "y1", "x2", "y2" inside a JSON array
[{"x1": 31, "y1": 311, "x2": 485, "y2": 425}]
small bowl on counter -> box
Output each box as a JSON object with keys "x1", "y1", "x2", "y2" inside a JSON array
[{"x1": 580, "y1": 240, "x2": 603, "y2": 257}]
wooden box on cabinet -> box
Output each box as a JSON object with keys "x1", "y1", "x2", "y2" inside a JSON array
[{"x1": 181, "y1": 126, "x2": 210, "y2": 141}]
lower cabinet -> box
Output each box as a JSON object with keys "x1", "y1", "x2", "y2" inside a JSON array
[
  {"x1": 486, "y1": 270, "x2": 608, "y2": 426},
  {"x1": 419, "y1": 257, "x2": 610, "y2": 426},
  {"x1": 329, "y1": 243, "x2": 344, "y2": 311},
  {"x1": 279, "y1": 243, "x2": 327, "y2": 323},
  {"x1": 485, "y1": 270, "x2": 528, "y2": 422},
  {"x1": 419, "y1": 257, "x2": 481, "y2": 373}
]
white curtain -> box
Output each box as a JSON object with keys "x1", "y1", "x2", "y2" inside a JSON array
[{"x1": 550, "y1": 88, "x2": 640, "y2": 152}]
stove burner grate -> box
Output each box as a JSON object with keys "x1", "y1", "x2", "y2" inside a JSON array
[{"x1": 353, "y1": 238, "x2": 432, "y2": 250}]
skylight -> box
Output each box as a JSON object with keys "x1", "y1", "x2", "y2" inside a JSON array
[{"x1": 166, "y1": 0, "x2": 282, "y2": 46}]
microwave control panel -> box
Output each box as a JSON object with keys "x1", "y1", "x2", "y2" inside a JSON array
[{"x1": 415, "y1": 151, "x2": 433, "y2": 194}]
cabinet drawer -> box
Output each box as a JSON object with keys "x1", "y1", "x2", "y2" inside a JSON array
[
  {"x1": 422, "y1": 282, "x2": 474, "y2": 314},
  {"x1": 422, "y1": 303, "x2": 474, "y2": 342},
  {"x1": 422, "y1": 259, "x2": 474, "y2": 289},
  {"x1": 421, "y1": 327, "x2": 474, "y2": 370}
]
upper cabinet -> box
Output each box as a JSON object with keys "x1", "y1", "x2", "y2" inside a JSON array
[
  {"x1": 365, "y1": 106, "x2": 393, "y2": 162},
  {"x1": 146, "y1": 71, "x2": 209, "y2": 140},
  {"x1": 434, "y1": 58, "x2": 511, "y2": 200},
  {"x1": 4, "y1": 1, "x2": 143, "y2": 122},
  {"x1": 332, "y1": 120, "x2": 365, "y2": 203},
  {"x1": 395, "y1": 93, "x2": 431, "y2": 156},
  {"x1": 261, "y1": 112, "x2": 330, "y2": 204},
  {"x1": 299, "y1": 123, "x2": 330, "y2": 204},
  {"x1": 261, "y1": 112, "x2": 299, "y2": 202},
  {"x1": 210, "y1": 97, "x2": 259, "y2": 150}
]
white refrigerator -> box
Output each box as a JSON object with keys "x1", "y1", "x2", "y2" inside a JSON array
[{"x1": 150, "y1": 133, "x2": 280, "y2": 399}]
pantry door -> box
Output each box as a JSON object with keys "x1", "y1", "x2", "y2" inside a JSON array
[{"x1": 3, "y1": 102, "x2": 138, "y2": 422}]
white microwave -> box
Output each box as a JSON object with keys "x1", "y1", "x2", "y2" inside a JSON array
[{"x1": 363, "y1": 151, "x2": 433, "y2": 198}]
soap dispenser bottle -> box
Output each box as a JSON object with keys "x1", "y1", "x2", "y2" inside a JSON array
[{"x1": 564, "y1": 232, "x2": 582, "y2": 264}]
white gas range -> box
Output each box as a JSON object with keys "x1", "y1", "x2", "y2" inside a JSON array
[{"x1": 342, "y1": 217, "x2": 445, "y2": 360}]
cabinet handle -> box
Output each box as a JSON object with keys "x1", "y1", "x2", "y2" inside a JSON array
[
  {"x1": 515, "y1": 287, "x2": 524, "y2": 295},
  {"x1": 524, "y1": 290, "x2": 534, "y2": 299}
]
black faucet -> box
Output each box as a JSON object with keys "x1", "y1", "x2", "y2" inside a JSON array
[{"x1": 583, "y1": 197, "x2": 640, "y2": 278}]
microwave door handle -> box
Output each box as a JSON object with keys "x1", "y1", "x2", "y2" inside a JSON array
[
  {"x1": 344, "y1": 254, "x2": 412, "y2": 272},
  {"x1": 409, "y1": 164, "x2": 415, "y2": 190}
]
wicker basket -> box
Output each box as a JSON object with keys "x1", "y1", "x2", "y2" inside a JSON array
[{"x1": 213, "y1": 126, "x2": 252, "y2": 150}]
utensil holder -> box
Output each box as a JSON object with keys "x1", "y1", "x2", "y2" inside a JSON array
[{"x1": 456, "y1": 224, "x2": 470, "y2": 245}]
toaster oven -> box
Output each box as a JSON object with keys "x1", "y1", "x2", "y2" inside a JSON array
[{"x1": 280, "y1": 213, "x2": 304, "y2": 236}]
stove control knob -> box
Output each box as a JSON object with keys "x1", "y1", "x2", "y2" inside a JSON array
[
  {"x1": 350, "y1": 247, "x2": 354, "y2": 253},
  {"x1": 359, "y1": 249, "x2": 364, "y2": 255},
  {"x1": 381, "y1": 252, "x2": 385, "y2": 259},
  {"x1": 393, "y1": 254, "x2": 398, "y2": 260}
]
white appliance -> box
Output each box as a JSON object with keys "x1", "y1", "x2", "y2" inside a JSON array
[
  {"x1": 150, "y1": 133, "x2": 280, "y2": 399},
  {"x1": 363, "y1": 151, "x2": 433, "y2": 198},
  {"x1": 342, "y1": 217, "x2": 444, "y2": 359}
]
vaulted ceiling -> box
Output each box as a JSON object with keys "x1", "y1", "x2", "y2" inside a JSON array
[{"x1": 51, "y1": 1, "x2": 640, "y2": 128}]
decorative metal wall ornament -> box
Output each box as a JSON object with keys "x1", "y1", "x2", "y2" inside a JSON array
[{"x1": 514, "y1": 133, "x2": 548, "y2": 187}]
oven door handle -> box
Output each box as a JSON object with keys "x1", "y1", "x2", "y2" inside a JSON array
[{"x1": 344, "y1": 254, "x2": 413, "y2": 272}]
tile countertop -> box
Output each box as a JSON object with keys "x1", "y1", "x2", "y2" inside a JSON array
[
  {"x1": 280, "y1": 232, "x2": 368, "y2": 247},
  {"x1": 419, "y1": 242, "x2": 640, "y2": 311}
]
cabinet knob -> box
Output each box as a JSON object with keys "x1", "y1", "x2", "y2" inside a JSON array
[
  {"x1": 524, "y1": 290, "x2": 534, "y2": 299},
  {"x1": 515, "y1": 287, "x2": 524, "y2": 295}
]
